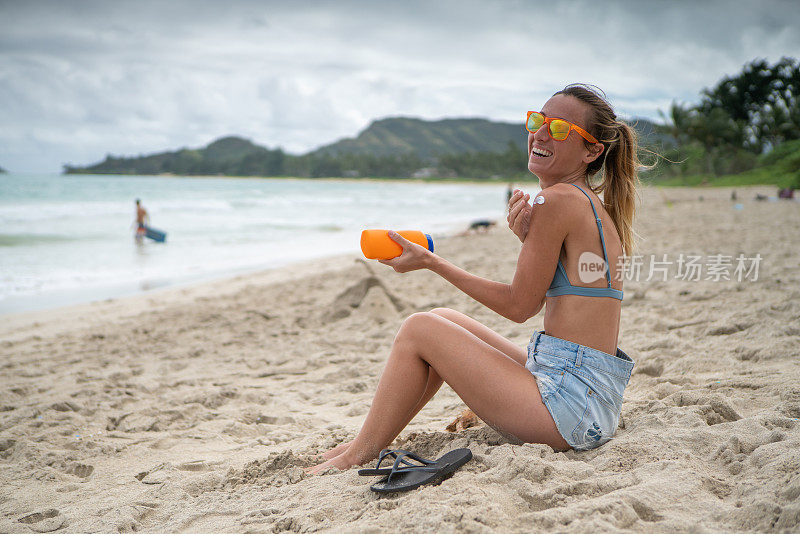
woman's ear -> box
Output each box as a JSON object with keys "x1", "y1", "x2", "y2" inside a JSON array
[{"x1": 583, "y1": 142, "x2": 604, "y2": 164}]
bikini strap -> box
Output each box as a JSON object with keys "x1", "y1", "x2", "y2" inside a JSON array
[{"x1": 569, "y1": 184, "x2": 613, "y2": 288}]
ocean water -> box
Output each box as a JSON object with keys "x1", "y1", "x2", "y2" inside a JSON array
[{"x1": 0, "y1": 174, "x2": 517, "y2": 314}]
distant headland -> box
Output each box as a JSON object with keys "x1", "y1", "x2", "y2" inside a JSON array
[{"x1": 63, "y1": 116, "x2": 669, "y2": 181}]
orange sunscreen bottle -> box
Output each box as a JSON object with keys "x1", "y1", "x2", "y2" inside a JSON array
[{"x1": 360, "y1": 230, "x2": 434, "y2": 260}]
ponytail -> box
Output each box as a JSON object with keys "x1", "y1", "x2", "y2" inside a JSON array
[
  {"x1": 555, "y1": 84, "x2": 642, "y2": 255},
  {"x1": 599, "y1": 121, "x2": 641, "y2": 256}
]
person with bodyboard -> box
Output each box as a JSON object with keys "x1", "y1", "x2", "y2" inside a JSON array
[{"x1": 133, "y1": 198, "x2": 166, "y2": 243}]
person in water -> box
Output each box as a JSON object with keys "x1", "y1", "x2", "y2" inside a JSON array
[
  {"x1": 133, "y1": 198, "x2": 149, "y2": 241},
  {"x1": 309, "y1": 84, "x2": 640, "y2": 473}
]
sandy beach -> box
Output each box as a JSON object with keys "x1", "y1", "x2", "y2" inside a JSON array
[{"x1": 1, "y1": 185, "x2": 799, "y2": 533}]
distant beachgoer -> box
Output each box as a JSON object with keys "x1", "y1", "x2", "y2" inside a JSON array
[
  {"x1": 309, "y1": 84, "x2": 638, "y2": 474},
  {"x1": 506, "y1": 183, "x2": 514, "y2": 211},
  {"x1": 134, "y1": 199, "x2": 149, "y2": 240},
  {"x1": 778, "y1": 188, "x2": 795, "y2": 199},
  {"x1": 457, "y1": 219, "x2": 496, "y2": 236},
  {"x1": 731, "y1": 190, "x2": 737, "y2": 201}
]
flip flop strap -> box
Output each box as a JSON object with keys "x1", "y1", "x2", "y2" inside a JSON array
[
  {"x1": 374, "y1": 449, "x2": 435, "y2": 470},
  {"x1": 386, "y1": 452, "x2": 438, "y2": 485},
  {"x1": 374, "y1": 449, "x2": 396, "y2": 469},
  {"x1": 374, "y1": 449, "x2": 405, "y2": 470}
]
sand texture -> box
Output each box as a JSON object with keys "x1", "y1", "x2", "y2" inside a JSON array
[{"x1": 1, "y1": 185, "x2": 799, "y2": 533}]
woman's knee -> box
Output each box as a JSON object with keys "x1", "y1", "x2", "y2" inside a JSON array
[
  {"x1": 396, "y1": 311, "x2": 440, "y2": 343},
  {"x1": 429, "y1": 307, "x2": 462, "y2": 322}
]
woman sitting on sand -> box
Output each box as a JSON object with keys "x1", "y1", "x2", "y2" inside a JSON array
[{"x1": 309, "y1": 84, "x2": 639, "y2": 473}]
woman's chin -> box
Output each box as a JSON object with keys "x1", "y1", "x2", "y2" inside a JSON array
[{"x1": 528, "y1": 159, "x2": 548, "y2": 175}]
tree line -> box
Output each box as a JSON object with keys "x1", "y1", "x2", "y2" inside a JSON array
[
  {"x1": 64, "y1": 139, "x2": 531, "y2": 180},
  {"x1": 654, "y1": 56, "x2": 799, "y2": 186}
]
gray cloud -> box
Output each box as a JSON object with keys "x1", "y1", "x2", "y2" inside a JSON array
[{"x1": 1, "y1": 0, "x2": 799, "y2": 172}]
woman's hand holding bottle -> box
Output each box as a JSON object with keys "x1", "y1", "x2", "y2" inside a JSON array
[{"x1": 379, "y1": 231, "x2": 434, "y2": 273}]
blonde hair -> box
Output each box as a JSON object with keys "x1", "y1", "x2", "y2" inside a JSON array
[{"x1": 555, "y1": 84, "x2": 641, "y2": 255}]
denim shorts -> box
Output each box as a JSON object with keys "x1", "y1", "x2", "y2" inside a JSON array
[{"x1": 525, "y1": 331, "x2": 634, "y2": 451}]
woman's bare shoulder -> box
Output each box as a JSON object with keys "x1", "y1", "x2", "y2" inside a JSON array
[
  {"x1": 528, "y1": 184, "x2": 585, "y2": 239},
  {"x1": 533, "y1": 184, "x2": 586, "y2": 219}
]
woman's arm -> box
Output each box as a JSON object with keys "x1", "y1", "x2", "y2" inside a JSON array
[
  {"x1": 381, "y1": 186, "x2": 573, "y2": 323},
  {"x1": 425, "y1": 255, "x2": 527, "y2": 322}
]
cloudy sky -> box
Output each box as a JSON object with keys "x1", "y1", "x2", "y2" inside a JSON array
[{"x1": 1, "y1": 0, "x2": 799, "y2": 173}]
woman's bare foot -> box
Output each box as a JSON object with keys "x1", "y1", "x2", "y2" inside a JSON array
[
  {"x1": 319, "y1": 440, "x2": 352, "y2": 461},
  {"x1": 305, "y1": 449, "x2": 361, "y2": 475}
]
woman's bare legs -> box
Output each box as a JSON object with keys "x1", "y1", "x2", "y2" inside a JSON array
[
  {"x1": 308, "y1": 310, "x2": 567, "y2": 473},
  {"x1": 318, "y1": 308, "x2": 528, "y2": 460}
]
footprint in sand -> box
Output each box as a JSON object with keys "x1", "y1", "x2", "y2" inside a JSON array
[
  {"x1": 712, "y1": 435, "x2": 759, "y2": 475},
  {"x1": 66, "y1": 463, "x2": 94, "y2": 478},
  {"x1": 49, "y1": 401, "x2": 81, "y2": 413},
  {"x1": 705, "y1": 322, "x2": 751, "y2": 336},
  {"x1": 0, "y1": 438, "x2": 16, "y2": 459},
  {"x1": 779, "y1": 402, "x2": 800, "y2": 418},
  {"x1": 135, "y1": 463, "x2": 174, "y2": 484},
  {"x1": 253, "y1": 414, "x2": 295, "y2": 425},
  {"x1": 176, "y1": 460, "x2": 219, "y2": 472},
  {"x1": 705, "y1": 396, "x2": 742, "y2": 424},
  {"x1": 670, "y1": 392, "x2": 741, "y2": 425},
  {"x1": 734, "y1": 346, "x2": 761, "y2": 361},
  {"x1": 18, "y1": 509, "x2": 65, "y2": 532},
  {"x1": 635, "y1": 360, "x2": 664, "y2": 377},
  {"x1": 344, "y1": 381, "x2": 367, "y2": 393},
  {"x1": 346, "y1": 404, "x2": 367, "y2": 417}
]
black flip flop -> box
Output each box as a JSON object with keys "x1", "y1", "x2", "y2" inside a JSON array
[
  {"x1": 367, "y1": 448, "x2": 472, "y2": 494},
  {"x1": 357, "y1": 449, "x2": 428, "y2": 476}
]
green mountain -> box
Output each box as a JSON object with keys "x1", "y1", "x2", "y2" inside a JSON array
[
  {"x1": 312, "y1": 117, "x2": 527, "y2": 158},
  {"x1": 63, "y1": 136, "x2": 285, "y2": 176},
  {"x1": 63, "y1": 116, "x2": 671, "y2": 179}
]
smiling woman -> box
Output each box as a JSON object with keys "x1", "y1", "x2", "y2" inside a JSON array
[{"x1": 308, "y1": 84, "x2": 643, "y2": 475}]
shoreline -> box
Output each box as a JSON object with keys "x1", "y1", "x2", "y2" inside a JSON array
[
  {"x1": 54, "y1": 172, "x2": 538, "y2": 186},
  {"x1": 0, "y1": 183, "x2": 785, "y2": 321},
  {"x1": 0, "y1": 176, "x2": 512, "y2": 318},
  {"x1": 0, "y1": 183, "x2": 786, "y2": 337},
  {"x1": 13, "y1": 170, "x2": 794, "y2": 188},
  {"x1": 0, "y1": 183, "x2": 785, "y2": 334}
]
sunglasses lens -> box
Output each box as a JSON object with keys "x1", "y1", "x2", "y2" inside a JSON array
[
  {"x1": 527, "y1": 112, "x2": 544, "y2": 132},
  {"x1": 549, "y1": 119, "x2": 571, "y2": 140}
]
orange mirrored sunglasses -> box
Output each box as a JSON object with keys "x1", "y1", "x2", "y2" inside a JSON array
[{"x1": 526, "y1": 111, "x2": 598, "y2": 143}]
